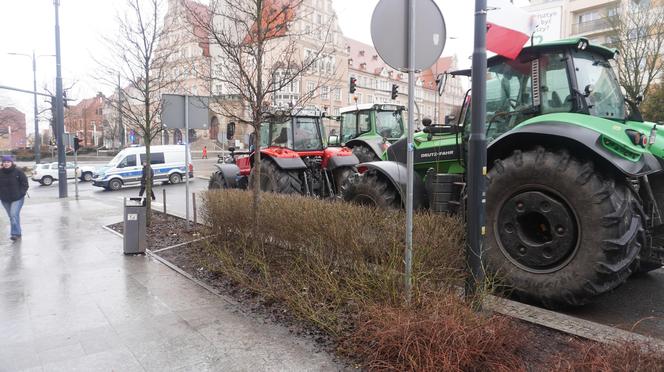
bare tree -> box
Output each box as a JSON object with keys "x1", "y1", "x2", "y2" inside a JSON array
[
  {"x1": 186, "y1": 0, "x2": 340, "y2": 223},
  {"x1": 610, "y1": 2, "x2": 664, "y2": 102},
  {"x1": 97, "y1": 0, "x2": 184, "y2": 224}
]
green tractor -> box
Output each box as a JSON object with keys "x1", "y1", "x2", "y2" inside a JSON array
[
  {"x1": 336, "y1": 103, "x2": 406, "y2": 162},
  {"x1": 342, "y1": 38, "x2": 664, "y2": 307}
]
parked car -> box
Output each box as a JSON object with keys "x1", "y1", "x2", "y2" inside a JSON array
[
  {"x1": 92, "y1": 145, "x2": 193, "y2": 191},
  {"x1": 31, "y1": 162, "x2": 96, "y2": 186}
]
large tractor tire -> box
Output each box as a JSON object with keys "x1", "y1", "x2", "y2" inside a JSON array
[
  {"x1": 352, "y1": 145, "x2": 380, "y2": 163},
  {"x1": 332, "y1": 166, "x2": 355, "y2": 195},
  {"x1": 250, "y1": 159, "x2": 302, "y2": 194},
  {"x1": 208, "y1": 171, "x2": 226, "y2": 189},
  {"x1": 341, "y1": 170, "x2": 400, "y2": 208},
  {"x1": 486, "y1": 147, "x2": 641, "y2": 308}
]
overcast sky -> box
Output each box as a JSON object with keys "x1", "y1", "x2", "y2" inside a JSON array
[{"x1": 0, "y1": 0, "x2": 526, "y2": 134}]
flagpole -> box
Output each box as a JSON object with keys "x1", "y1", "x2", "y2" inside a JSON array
[{"x1": 466, "y1": 0, "x2": 488, "y2": 300}]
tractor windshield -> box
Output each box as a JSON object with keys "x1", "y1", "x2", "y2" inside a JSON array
[
  {"x1": 375, "y1": 110, "x2": 404, "y2": 138},
  {"x1": 293, "y1": 117, "x2": 323, "y2": 150},
  {"x1": 260, "y1": 116, "x2": 324, "y2": 151},
  {"x1": 572, "y1": 50, "x2": 625, "y2": 120}
]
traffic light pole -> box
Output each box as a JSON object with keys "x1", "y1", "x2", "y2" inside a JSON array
[{"x1": 54, "y1": 0, "x2": 67, "y2": 198}]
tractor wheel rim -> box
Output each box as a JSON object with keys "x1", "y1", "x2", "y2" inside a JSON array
[{"x1": 496, "y1": 188, "x2": 579, "y2": 273}]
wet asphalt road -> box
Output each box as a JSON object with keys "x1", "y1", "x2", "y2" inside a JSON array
[{"x1": 20, "y1": 159, "x2": 664, "y2": 341}]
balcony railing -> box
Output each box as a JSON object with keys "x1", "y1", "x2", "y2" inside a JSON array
[{"x1": 572, "y1": 16, "x2": 615, "y2": 35}]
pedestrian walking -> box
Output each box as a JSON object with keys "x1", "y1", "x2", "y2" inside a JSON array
[
  {"x1": 0, "y1": 155, "x2": 28, "y2": 241},
  {"x1": 138, "y1": 160, "x2": 156, "y2": 204},
  {"x1": 202, "y1": 146, "x2": 208, "y2": 159}
]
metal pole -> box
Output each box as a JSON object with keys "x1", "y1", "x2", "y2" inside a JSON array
[
  {"x1": 466, "y1": 0, "x2": 488, "y2": 299},
  {"x1": 74, "y1": 148, "x2": 79, "y2": 199},
  {"x1": 54, "y1": 0, "x2": 67, "y2": 198},
  {"x1": 163, "y1": 188, "x2": 167, "y2": 214},
  {"x1": 404, "y1": 0, "x2": 416, "y2": 303},
  {"x1": 32, "y1": 51, "x2": 40, "y2": 164},
  {"x1": 192, "y1": 192, "x2": 197, "y2": 227},
  {"x1": 185, "y1": 95, "x2": 190, "y2": 229}
]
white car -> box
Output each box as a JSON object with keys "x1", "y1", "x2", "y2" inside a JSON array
[{"x1": 32, "y1": 162, "x2": 97, "y2": 186}]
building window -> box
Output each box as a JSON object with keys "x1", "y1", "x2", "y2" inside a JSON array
[
  {"x1": 334, "y1": 88, "x2": 341, "y2": 101},
  {"x1": 321, "y1": 86, "x2": 329, "y2": 100},
  {"x1": 308, "y1": 81, "x2": 315, "y2": 94}
]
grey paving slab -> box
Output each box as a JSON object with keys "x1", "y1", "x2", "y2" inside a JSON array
[{"x1": 0, "y1": 197, "x2": 342, "y2": 371}]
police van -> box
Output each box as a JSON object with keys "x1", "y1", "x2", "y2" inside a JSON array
[{"x1": 92, "y1": 145, "x2": 193, "y2": 191}]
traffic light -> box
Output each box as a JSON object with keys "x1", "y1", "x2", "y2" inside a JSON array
[
  {"x1": 73, "y1": 136, "x2": 81, "y2": 152},
  {"x1": 349, "y1": 77, "x2": 357, "y2": 93},
  {"x1": 391, "y1": 84, "x2": 399, "y2": 100}
]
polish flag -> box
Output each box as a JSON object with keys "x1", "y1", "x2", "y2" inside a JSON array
[{"x1": 486, "y1": 1, "x2": 535, "y2": 60}]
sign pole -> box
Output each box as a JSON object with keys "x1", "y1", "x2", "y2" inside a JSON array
[
  {"x1": 466, "y1": 0, "x2": 488, "y2": 299},
  {"x1": 184, "y1": 95, "x2": 190, "y2": 229},
  {"x1": 404, "y1": 0, "x2": 416, "y2": 303}
]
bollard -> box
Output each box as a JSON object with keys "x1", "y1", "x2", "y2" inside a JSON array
[
  {"x1": 192, "y1": 192, "x2": 197, "y2": 228},
  {"x1": 163, "y1": 189, "x2": 167, "y2": 214}
]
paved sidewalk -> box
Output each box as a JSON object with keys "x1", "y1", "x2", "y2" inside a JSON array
[{"x1": 0, "y1": 197, "x2": 341, "y2": 371}]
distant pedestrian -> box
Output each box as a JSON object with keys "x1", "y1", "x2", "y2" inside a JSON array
[
  {"x1": 202, "y1": 146, "x2": 208, "y2": 159},
  {"x1": 138, "y1": 160, "x2": 156, "y2": 204},
  {"x1": 0, "y1": 155, "x2": 28, "y2": 241}
]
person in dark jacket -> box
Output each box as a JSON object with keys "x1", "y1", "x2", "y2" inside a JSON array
[
  {"x1": 138, "y1": 160, "x2": 156, "y2": 202},
  {"x1": 0, "y1": 155, "x2": 28, "y2": 241}
]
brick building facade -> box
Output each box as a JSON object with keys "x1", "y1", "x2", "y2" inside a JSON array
[
  {"x1": 64, "y1": 93, "x2": 105, "y2": 147},
  {"x1": 0, "y1": 107, "x2": 27, "y2": 150}
]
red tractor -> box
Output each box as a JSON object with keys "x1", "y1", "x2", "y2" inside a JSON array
[{"x1": 208, "y1": 108, "x2": 359, "y2": 197}]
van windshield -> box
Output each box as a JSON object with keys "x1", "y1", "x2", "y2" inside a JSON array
[{"x1": 109, "y1": 152, "x2": 124, "y2": 166}]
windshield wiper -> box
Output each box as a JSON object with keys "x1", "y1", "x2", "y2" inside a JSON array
[{"x1": 592, "y1": 60, "x2": 611, "y2": 68}]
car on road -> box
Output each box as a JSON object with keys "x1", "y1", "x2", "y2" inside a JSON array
[
  {"x1": 92, "y1": 145, "x2": 193, "y2": 191},
  {"x1": 31, "y1": 162, "x2": 97, "y2": 186}
]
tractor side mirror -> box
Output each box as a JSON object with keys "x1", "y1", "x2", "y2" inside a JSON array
[
  {"x1": 584, "y1": 84, "x2": 594, "y2": 97},
  {"x1": 444, "y1": 114, "x2": 456, "y2": 125},
  {"x1": 636, "y1": 95, "x2": 643, "y2": 105},
  {"x1": 422, "y1": 118, "x2": 432, "y2": 127},
  {"x1": 226, "y1": 122, "x2": 235, "y2": 140},
  {"x1": 328, "y1": 134, "x2": 340, "y2": 146},
  {"x1": 436, "y1": 72, "x2": 448, "y2": 96}
]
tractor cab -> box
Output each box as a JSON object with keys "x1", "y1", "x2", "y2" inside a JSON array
[
  {"x1": 452, "y1": 38, "x2": 633, "y2": 143},
  {"x1": 259, "y1": 108, "x2": 326, "y2": 152},
  {"x1": 337, "y1": 103, "x2": 406, "y2": 162}
]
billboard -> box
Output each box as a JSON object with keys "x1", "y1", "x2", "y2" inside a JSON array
[{"x1": 530, "y1": 6, "x2": 562, "y2": 45}]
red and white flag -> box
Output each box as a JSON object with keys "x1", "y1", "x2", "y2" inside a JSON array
[{"x1": 486, "y1": 1, "x2": 535, "y2": 60}]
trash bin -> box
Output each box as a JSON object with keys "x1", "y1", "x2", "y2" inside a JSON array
[{"x1": 123, "y1": 197, "x2": 146, "y2": 254}]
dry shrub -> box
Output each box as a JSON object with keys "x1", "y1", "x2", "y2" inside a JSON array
[
  {"x1": 549, "y1": 340, "x2": 664, "y2": 372},
  {"x1": 348, "y1": 292, "x2": 528, "y2": 372},
  {"x1": 199, "y1": 189, "x2": 465, "y2": 335}
]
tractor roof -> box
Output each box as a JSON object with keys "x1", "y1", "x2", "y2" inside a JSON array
[
  {"x1": 451, "y1": 37, "x2": 617, "y2": 77},
  {"x1": 340, "y1": 103, "x2": 406, "y2": 114}
]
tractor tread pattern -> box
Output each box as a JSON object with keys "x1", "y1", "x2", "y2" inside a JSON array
[{"x1": 486, "y1": 146, "x2": 641, "y2": 308}]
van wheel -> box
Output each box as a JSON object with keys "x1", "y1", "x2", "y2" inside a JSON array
[
  {"x1": 81, "y1": 172, "x2": 93, "y2": 182},
  {"x1": 108, "y1": 178, "x2": 122, "y2": 191},
  {"x1": 41, "y1": 176, "x2": 53, "y2": 186},
  {"x1": 169, "y1": 173, "x2": 182, "y2": 184}
]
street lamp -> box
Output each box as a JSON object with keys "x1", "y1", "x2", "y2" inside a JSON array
[{"x1": 7, "y1": 51, "x2": 55, "y2": 164}]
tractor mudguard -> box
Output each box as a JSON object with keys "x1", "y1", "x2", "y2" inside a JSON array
[
  {"x1": 346, "y1": 138, "x2": 384, "y2": 159},
  {"x1": 262, "y1": 154, "x2": 308, "y2": 170},
  {"x1": 213, "y1": 163, "x2": 242, "y2": 188},
  {"x1": 359, "y1": 161, "x2": 427, "y2": 209},
  {"x1": 489, "y1": 122, "x2": 663, "y2": 177},
  {"x1": 327, "y1": 153, "x2": 360, "y2": 170}
]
